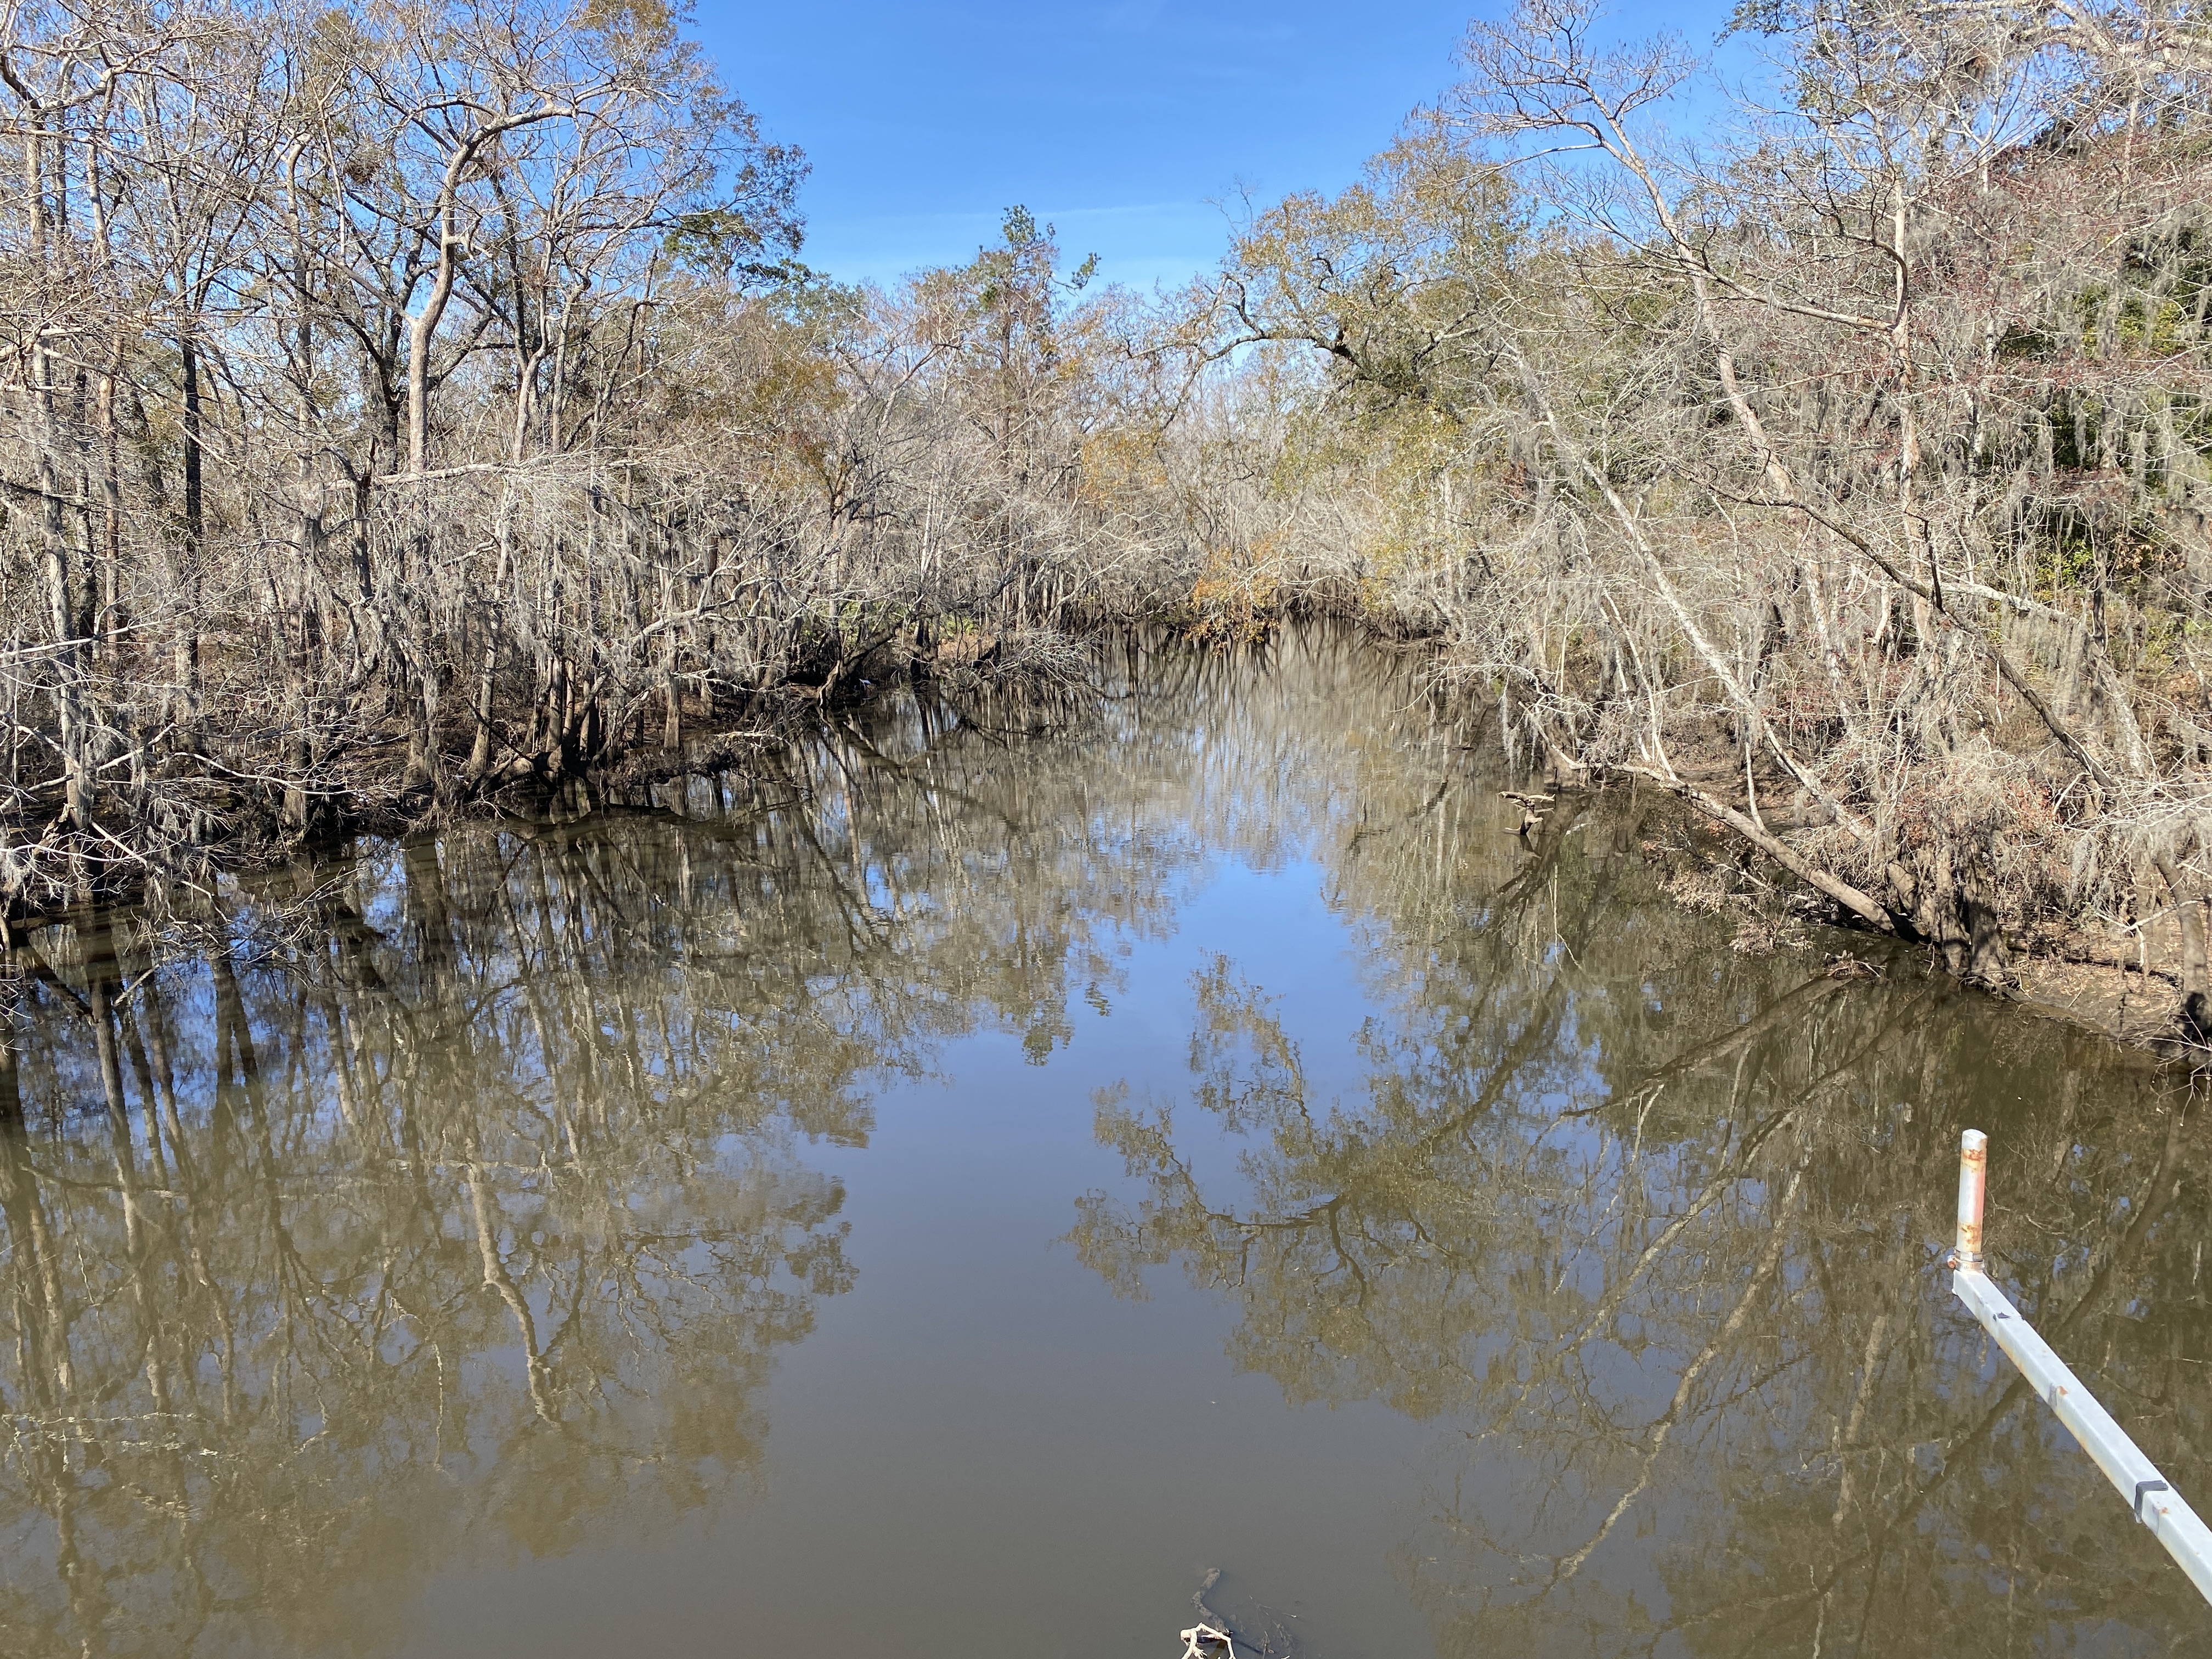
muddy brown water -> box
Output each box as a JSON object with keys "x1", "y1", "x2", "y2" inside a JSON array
[{"x1": 1, "y1": 629, "x2": 2206, "y2": 1657}]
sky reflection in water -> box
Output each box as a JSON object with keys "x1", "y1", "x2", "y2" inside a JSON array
[{"x1": 0, "y1": 629, "x2": 2205, "y2": 1657}]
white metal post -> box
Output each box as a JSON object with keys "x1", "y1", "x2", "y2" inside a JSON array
[{"x1": 1949, "y1": 1128, "x2": 2212, "y2": 1606}]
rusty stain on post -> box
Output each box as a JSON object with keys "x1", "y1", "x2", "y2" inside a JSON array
[{"x1": 1954, "y1": 1128, "x2": 1986, "y2": 1269}]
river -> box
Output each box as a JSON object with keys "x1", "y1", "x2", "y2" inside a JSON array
[{"x1": 0, "y1": 628, "x2": 2204, "y2": 1657}]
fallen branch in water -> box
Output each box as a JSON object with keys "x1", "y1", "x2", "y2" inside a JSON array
[{"x1": 1182, "y1": 1567, "x2": 1291, "y2": 1657}]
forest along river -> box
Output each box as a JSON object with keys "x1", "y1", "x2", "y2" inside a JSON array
[{"x1": 1, "y1": 628, "x2": 2207, "y2": 1659}]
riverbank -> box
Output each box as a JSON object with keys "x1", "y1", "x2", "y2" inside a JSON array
[
  {"x1": 0, "y1": 618, "x2": 1127, "y2": 941},
  {"x1": 1598, "y1": 768, "x2": 2204, "y2": 1062},
  {"x1": 9, "y1": 619, "x2": 2205, "y2": 1066}
]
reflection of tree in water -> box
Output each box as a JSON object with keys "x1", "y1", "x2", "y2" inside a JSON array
[
  {"x1": 13, "y1": 627, "x2": 2192, "y2": 1657},
  {"x1": 0, "y1": 631, "x2": 1418, "y2": 1658},
  {"x1": 1073, "y1": 780, "x2": 2212, "y2": 1655},
  {"x1": 0, "y1": 857, "x2": 859, "y2": 1658}
]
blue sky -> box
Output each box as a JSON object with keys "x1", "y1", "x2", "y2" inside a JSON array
[{"x1": 695, "y1": 1, "x2": 1746, "y2": 294}]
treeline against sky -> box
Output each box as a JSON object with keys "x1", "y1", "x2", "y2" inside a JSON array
[
  {"x1": 7, "y1": 0, "x2": 2212, "y2": 1020},
  {"x1": 0, "y1": 0, "x2": 1208, "y2": 914}
]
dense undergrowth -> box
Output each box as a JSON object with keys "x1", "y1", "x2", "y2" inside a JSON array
[{"x1": 7, "y1": 0, "x2": 2212, "y2": 1036}]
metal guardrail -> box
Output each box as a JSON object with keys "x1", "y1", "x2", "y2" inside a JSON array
[{"x1": 1949, "y1": 1128, "x2": 2212, "y2": 1606}]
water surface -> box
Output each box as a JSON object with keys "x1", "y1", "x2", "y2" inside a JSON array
[{"x1": 2, "y1": 631, "x2": 2206, "y2": 1657}]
